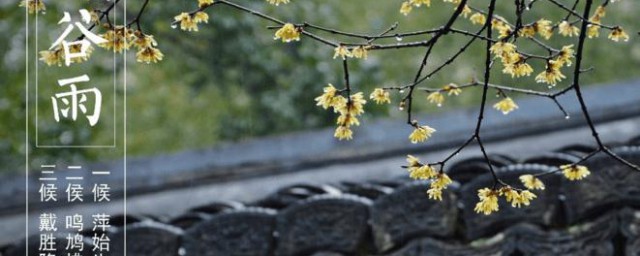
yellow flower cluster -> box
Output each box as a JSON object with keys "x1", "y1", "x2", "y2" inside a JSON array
[
  {"x1": 39, "y1": 44, "x2": 94, "y2": 66},
  {"x1": 500, "y1": 186, "x2": 536, "y2": 208},
  {"x1": 443, "y1": 83, "x2": 462, "y2": 96},
  {"x1": 425, "y1": 84, "x2": 462, "y2": 107},
  {"x1": 174, "y1": 11, "x2": 209, "y2": 32},
  {"x1": 558, "y1": 21, "x2": 580, "y2": 37},
  {"x1": 333, "y1": 45, "x2": 370, "y2": 60},
  {"x1": 474, "y1": 188, "x2": 499, "y2": 215},
  {"x1": 462, "y1": 3, "x2": 626, "y2": 44},
  {"x1": 266, "y1": 0, "x2": 290, "y2": 6},
  {"x1": 352, "y1": 46, "x2": 370, "y2": 59},
  {"x1": 39, "y1": 47, "x2": 64, "y2": 66},
  {"x1": 406, "y1": 155, "x2": 437, "y2": 180},
  {"x1": 519, "y1": 19, "x2": 553, "y2": 40},
  {"x1": 587, "y1": 5, "x2": 606, "y2": 38},
  {"x1": 560, "y1": 164, "x2": 591, "y2": 181},
  {"x1": 428, "y1": 173, "x2": 453, "y2": 201},
  {"x1": 492, "y1": 18, "x2": 513, "y2": 39},
  {"x1": 519, "y1": 174, "x2": 545, "y2": 190},
  {"x1": 405, "y1": 155, "x2": 454, "y2": 201},
  {"x1": 469, "y1": 13, "x2": 486, "y2": 26},
  {"x1": 490, "y1": 42, "x2": 532, "y2": 78},
  {"x1": 609, "y1": 27, "x2": 630, "y2": 42},
  {"x1": 98, "y1": 27, "x2": 164, "y2": 64},
  {"x1": 369, "y1": 88, "x2": 391, "y2": 104},
  {"x1": 409, "y1": 124, "x2": 436, "y2": 144},
  {"x1": 400, "y1": 0, "x2": 431, "y2": 16},
  {"x1": 315, "y1": 84, "x2": 367, "y2": 140},
  {"x1": 19, "y1": 0, "x2": 45, "y2": 14},
  {"x1": 99, "y1": 26, "x2": 135, "y2": 53},
  {"x1": 274, "y1": 23, "x2": 301, "y2": 43},
  {"x1": 535, "y1": 45, "x2": 574, "y2": 86},
  {"x1": 38, "y1": 24, "x2": 163, "y2": 65},
  {"x1": 427, "y1": 92, "x2": 445, "y2": 106},
  {"x1": 535, "y1": 59, "x2": 566, "y2": 86},
  {"x1": 444, "y1": 0, "x2": 471, "y2": 18},
  {"x1": 333, "y1": 46, "x2": 351, "y2": 60},
  {"x1": 493, "y1": 97, "x2": 518, "y2": 115},
  {"x1": 133, "y1": 31, "x2": 164, "y2": 64},
  {"x1": 198, "y1": 0, "x2": 215, "y2": 8},
  {"x1": 474, "y1": 186, "x2": 537, "y2": 215},
  {"x1": 557, "y1": 45, "x2": 575, "y2": 66}
]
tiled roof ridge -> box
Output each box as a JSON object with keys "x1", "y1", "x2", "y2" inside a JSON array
[{"x1": 4, "y1": 137, "x2": 640, "y2": 255}]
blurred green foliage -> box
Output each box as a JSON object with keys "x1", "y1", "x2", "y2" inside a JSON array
[{"x1": 0, "y1": 0, "x2": 638, "y2": 173}]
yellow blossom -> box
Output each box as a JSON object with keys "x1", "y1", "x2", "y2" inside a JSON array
[
  {"x1": 333, "y1": 45, "x2": 352, "y2": 59},
  {"x1": 500, "y1": 187, "x2": 520, "y2": 205},
  {"x1": 406, "y1": 155, "x2": 421, "y2": 167},
  {"x1": 518, "y1": 190, "x2": 537, "y2": 206},
  {"x1": 492, "y1": 19, "x2": 512, "y2": 38},
  {"x1": 587, "y1": 25, "x2": 600, "y2": 38},
  {"x1": 588, "y1": 6, "x2": 606, "y2": 28},
  {"x1": 469, "y1": 13, "x2": 486, "y2": 25},
  {"x1": 490, "y1": 42, "x2": 517, "y2": 57},
  {"x1": 431, "y1": 173, "x2": 453, "y2": 190},
  {"x1": 556, "y1": 45, "x2": 574, "y2": 67},
  {"x1": 536, "y1": 60, "x2": 565, "y2": 86},
  {"x1": 493, "y1": 97, "x2": 518, "y2": 115},
  {"x1": 331, "y1": 96, "x2": 348, "y2": 112},
  {"x1": 136, "y1": 47, "x2": 164, "y2": 64},
  {"x1": 39, "y1": 49, "x2": 63, "y2": 66},
  {"x1": 593, "y1": 5, "x2": 606, "y2": 19},
  {"x1": 315, "y1": 84, "x2": 341, "y2": 109},
  {"x1": 497, "y1": 27, "x2": 512, "y2": 39},
  {"x1": 443, "y1": 83, "x2": 462, "y2": 96},
  {"x1": 474, "y1": 188, "x2": 499, "y2": 215},
  {"x1": 66, "y1": 44, "x2": 94, "y2": 64},
  {"x1": 267, "y1": 0, "x2": 290, "y2": 6},
  {"x1": 502, "y1": 55, "x2": 533, "y2": 78},
  {"x1": 558, "y1": 21, "x2": 580, "y2": 37},
  {"x1": 198, "y1": 0, "x2": 215, "y2": 8},
  {"x1": 99, "y1": 26, "x2": 134, "y2": 53},
  {"x1": 193, "y1": 12, "x2": 209, "y2": 24},
  {"x1": 132, "y1": 31, "x2": 158, "y2": 49},
  {"x1": 608, "y1": 27, "x2": 629, "y2": 42},
  {"x1": 174, "y1": 13, "x2": 199, "y2": 32},
  {"x1": 369, "y1": 88, "x2": 391, "y2": 104},
  {"x1": 19, "y1": 0, "x2": 45, "y2": 14},
  {"x1": 409, "y1": 125, "x2": 436, "y2": 144},
  {"x1": 560, "y1": 165, "x2": 591, "y2": 181},
  {"x1": 427, "y1": 188, "x2": 443, "y2": 201},
  {"x1": 536, "y1": 19, "x2": 554, "y2": 40},
  {"x1": 351, "y1": 46, "x2": 369, "y2": 59},
  {"x1": 410, "y1": 0, "x2": 431, "y2": 7},
  {"x1": 461, "y1": 5, "x2": 472, "y2": 18},
  {"x1": 500, "y1": 187, "x2": 536, "y2": 208},
  {"x1": 425, "y1": 173, "x2": 453, "y2": 201},
  {"x1": 274, "y1": 23, "x2": 301, "y2": 43},
  {"x1": 90, "y1": 10, "x2": 101, "y2": 25},
  {"x1": 334, "y1": 126, "x2": 353, "y2": 140},
  {"x1": 400, "y1": 2, "x2": 412, "y2": 16},
  {"x1": 40, "y1": 44, "x2": 94, "y2": 65},
  {"x1": 337, "y1": 93, "x2": 367, "y2": 116},
  {"x1": 519, "y1": 174, "x2": 545, "y2": 190},
  {"x1": 336, "y1": 114, "x2": 360, "y2": 127},
  {"x1": 409, "y1": 165, "x2": 437, "y2": 180},
  {"x1": 427, "y1": 92, "x2": 445, "y2": 106},
  {"x1": 519, "y1": 25, "x2": 536, "y2": 38}
]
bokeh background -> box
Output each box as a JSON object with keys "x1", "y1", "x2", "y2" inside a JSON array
[{"x1": 1, "y1": 0, "x2": 639, "y2": 173}]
